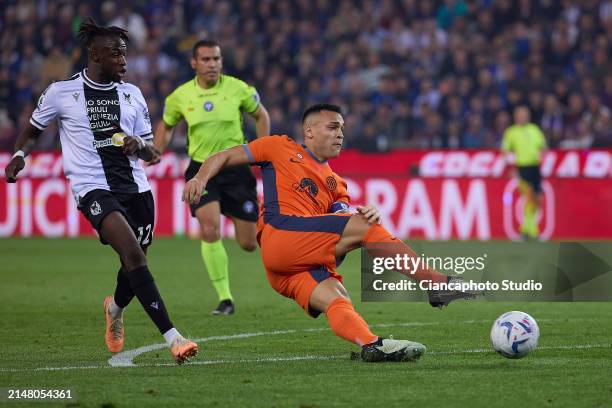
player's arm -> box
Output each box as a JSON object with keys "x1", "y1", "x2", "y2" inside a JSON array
[
  {"x1": 183, "y1": 145, "x2": 250, "y2": 204},
  {"x1": 6, "y1": 81, "x2": 58, "y2": 183},
  {"x1": 250, "y1": 104, "x2": 270, "y2": 138},
  {"x1": 4, "y1": 123, "x2": 43, "y2": 183}
]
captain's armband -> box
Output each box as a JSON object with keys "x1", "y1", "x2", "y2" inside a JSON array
[{"x1": 330, "y1": 202, "x2": 350, "y2": 214}]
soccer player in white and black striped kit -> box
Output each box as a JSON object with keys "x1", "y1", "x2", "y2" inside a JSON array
[{"x1": 4, "y1": 19, "x2": 198, "y2": 364}]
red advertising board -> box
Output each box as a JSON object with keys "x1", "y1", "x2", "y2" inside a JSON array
[{"x1": 1, "y1": 150, "x2": 611, "y2": 240}]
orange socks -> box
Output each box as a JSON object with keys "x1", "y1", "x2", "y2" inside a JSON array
[
  {"x1": 363, "y1": 223, "x2": 448, "y2": 284},
  {"x1": 325, "y1": 298, "x2": 378, "y2": 346}
]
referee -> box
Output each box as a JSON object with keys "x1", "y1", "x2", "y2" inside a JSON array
[
  {"x1": 502, "y1": 105, "x2": 547, "y2": 240},
  {"x1": 154, "y1": 39, "x2": 270, "y2": 315}
]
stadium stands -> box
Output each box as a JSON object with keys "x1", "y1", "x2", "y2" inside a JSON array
[{"x1": 1, "y1": 0, "x2": 610, "y2": 151}]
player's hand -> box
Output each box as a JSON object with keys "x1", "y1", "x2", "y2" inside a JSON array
[
  {"x1": 357, "y1": 205, "x2": 382, "y2": 224},
  {"x1": 183, "y1": 178, "x2": 206, "y2": 204},
  {"x1": 144, "y1": 147, "x2": 162, "y2": 165},
  {"x1": 148, "y1": 148, "x2": 162, "y2": 164},
  {"x1": 122, "y1": 135, "x2": 144, "y2": 156},
  {"x1": 4, "y1": 156, "x2": 25, "y2": 183}
]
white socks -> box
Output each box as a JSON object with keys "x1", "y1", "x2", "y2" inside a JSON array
[
  {"x1": 163, "y1": 328, "x2": 181, "y2": 346},
  {"x1": 108, "y1": 298, "x2": 123, "y2": 318}
]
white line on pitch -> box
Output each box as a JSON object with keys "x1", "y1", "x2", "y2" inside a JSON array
[
  {"x1": 0, "y1": 344, "x2": 610, "y2": 373},
  {"x1": 109, "y1": 320, "x2": 455, "y2": 367}
]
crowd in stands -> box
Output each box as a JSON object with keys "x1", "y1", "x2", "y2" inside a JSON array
[{"x1": 1, "y1": 0, "x2": 611, "y2": 152}]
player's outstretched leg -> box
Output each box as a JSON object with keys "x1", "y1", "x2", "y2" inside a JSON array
[
  {"x1": 336, "y1": 214, "x2": 483, "y2": 307},
  {"x1": 309, "y1": 278, "x2": 426, "y2": 362},
  {"x1": 99, "y1": 212, "x2": 198, "y2": 364}
]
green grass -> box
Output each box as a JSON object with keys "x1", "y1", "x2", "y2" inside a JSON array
[{"x1": 1, "y1": 238, "x2": 611, "y2": 407}]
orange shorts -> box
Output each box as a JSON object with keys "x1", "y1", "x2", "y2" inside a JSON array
[{"x1": 258, "y1": 214, "x2": 352, "y2": 317}]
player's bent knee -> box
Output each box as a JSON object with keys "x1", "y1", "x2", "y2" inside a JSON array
[{"x1": 309, "y1": 278, "x2": 350, "y2": 313}]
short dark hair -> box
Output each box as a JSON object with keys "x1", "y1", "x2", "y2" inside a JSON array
[
  {"x1": 302, "y1": 103, "x2": 342, "y2": 123},
  {"x1": 77, "y1": 17, "x2": 129, "y2": 47},
  {"x1": 192, "y1": 39, "x2": 220, "y2": 57}
]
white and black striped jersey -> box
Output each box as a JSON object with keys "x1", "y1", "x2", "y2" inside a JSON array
[{"x1": 30, "y1": 69, "x2": 152, "y2": 201}]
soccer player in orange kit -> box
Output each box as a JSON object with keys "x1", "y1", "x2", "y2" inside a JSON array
[{"x1": 183, "y1": 104, "x2": 476, "y2": 362}]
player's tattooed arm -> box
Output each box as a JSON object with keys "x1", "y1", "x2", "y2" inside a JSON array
[{"x1": 5, "y1": 123, "x2": 42, "y2": 183}]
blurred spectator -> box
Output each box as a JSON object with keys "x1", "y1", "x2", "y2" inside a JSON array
[
  {"x1": 540, "y1": 94, "x2": 565, "y2": 147},
  {"x1": 1, "y1": 0, "x2": 611, "y2": 151},
  {"x1": 40, "y1": 46, "x2": 71, "y2": 88},
  {"x1": 462, "y1": 113, "x2": 489, "y2": 148},
  {"x1": 106, "y1": 2, "x2": 148, "y2": 50},
  {"x1": 560, "y1": 119, "x2": 594, "y2": 149},
  {"x1": 0, "y1": 108, "x2": 16, "y2": 151}
]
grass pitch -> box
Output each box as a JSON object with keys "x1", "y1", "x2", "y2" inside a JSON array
[{"x1": 1, "y1": 237, "x2": 611, "y2": 407}]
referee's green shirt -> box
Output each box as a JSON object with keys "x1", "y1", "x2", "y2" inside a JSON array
[
  {"x1": 163, "y1": 74, "x2": 260, "y2": 162},
  {"x1": 501, "y1": 123, "x2": 547, "y2": 166}
]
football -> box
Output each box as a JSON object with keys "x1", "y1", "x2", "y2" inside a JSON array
[{"x1": 490, "y1": 311, "x2": 540, "y2": 359}]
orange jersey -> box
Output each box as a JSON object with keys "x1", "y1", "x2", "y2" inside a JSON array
[
  {"x1": 243, "y1": 135, "x2": 350, "y2": 230},
  {"x1": 244, "y1": 136, "x2": 353, "y2": 317}
]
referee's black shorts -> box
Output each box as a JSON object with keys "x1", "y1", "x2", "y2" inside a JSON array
[
  {"x1": 517, "y1": 165, "x2": 542, "y2": 193},
  {"x1": 184, "y1": 160, "x2": 259, "y2": 222}
]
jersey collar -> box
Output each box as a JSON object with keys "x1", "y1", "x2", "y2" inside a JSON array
[
  {"x1": 193, "y1": 75, "x2": 221, "y2": 93},
  {"x1": 301, "y1": 144, "x2": 327, "y2": 164},
  {"x1": 81, "y1": 69, "x2": 118, "y2": 90}
]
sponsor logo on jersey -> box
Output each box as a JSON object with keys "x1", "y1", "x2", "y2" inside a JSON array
[
  {"x1": 298, "y1": 178, "x2": 318, "y2": 197},
  {"x1": 289, "y1": 153, "x2": 304, "y2": 163},
  {"x1": 90, "y1": 201, "x2": 102, "y2": 216},
  {"x1": 92, "y1": 132, "x2": 126, "y2": 148}
]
